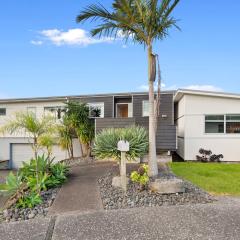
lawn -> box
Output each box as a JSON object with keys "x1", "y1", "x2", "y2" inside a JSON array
[{"x1": 170, "y1": 162, "x2": 240, "y2": 196}]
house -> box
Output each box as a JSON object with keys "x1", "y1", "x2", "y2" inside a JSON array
[
  {"x1": 0, "y1": 91, "x2": 176, "y2": 169},
  {"x1": 174, "y1": 89, "x2": 240, "y2": 162}
]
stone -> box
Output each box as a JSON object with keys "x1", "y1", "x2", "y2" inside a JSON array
[
  {"x1": 112, "y1": 176, "x2": 129, "y2": 189},
  {"x1": 149, "y1": 178, "x2": 185, "y2": 194},
  {"x1": 28, "y1": 213, "x2": 35, "y2": 219}
]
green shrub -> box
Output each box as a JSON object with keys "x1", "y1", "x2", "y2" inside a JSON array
[
  {"x1": 130, "y1": 164, "x2": 149, "y2": 190},
  {"x1": 16, "y1": 192, "x2": 42, "y2": 209},
  {"x1": 46, "y1": 163, "x2": 69, "y2": 188},
  {"x1": 93, "y1": 126, "x2": 148, "y2": 161},
  {"x1": 19, "y1": 155, "x2": 52, "y2": 179},
  {"x1": 0, "y1": 172, "x2": 23, "y2": 196},
  {"x1": 26, "y1": 172, "x2": 49, "y2": 192}
]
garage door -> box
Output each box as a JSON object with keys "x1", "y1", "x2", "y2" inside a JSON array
[{"x1": 11, "y1": 144, "x2": 68, "y2": 169}]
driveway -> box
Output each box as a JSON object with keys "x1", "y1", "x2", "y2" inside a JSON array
[{"x1": 1, "y1": 200, "x2": 240, "y2": 240}]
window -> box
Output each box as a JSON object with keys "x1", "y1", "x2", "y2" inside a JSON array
[
  {"x1": 205, "y1": 115, "x2": 224, "y2": 133},
  {"x1": 27, "y1": 107, "x2": 36, "y2": 117},
  {"x1": 44, "y1": 106, "x2": 65, "y2": 120},
  {"x1": 226, "y1": 115, "x2": 240, "y2": 134},
  {"x1": 142, "y1": 101, "x2": 149, "y2": 117},
  {"x1": 88, "y1": 102, "x2": 104, "y2": 118},
  {"x1": 0, "y1": 108, "x2": 6, "y2": 116}
]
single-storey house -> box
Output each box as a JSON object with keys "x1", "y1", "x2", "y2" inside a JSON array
[
  {"x1": 174, "y1": 89, "x2": 240, "y2": 162},
  {"x1": 0, "y1": 89, "x2": 240, "y2": 169}
]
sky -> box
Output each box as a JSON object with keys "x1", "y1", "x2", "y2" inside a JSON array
[{"x1": 0, "y1": 0, "x2": 240, "y2": 99}]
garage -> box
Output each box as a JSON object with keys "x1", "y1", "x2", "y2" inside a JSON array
[{"x1": 11, "y1": 143, "x2": 69, "y2": 169}]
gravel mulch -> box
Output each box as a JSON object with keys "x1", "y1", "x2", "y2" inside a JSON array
[
  {"x1": 98, "y1": 164, "x2": 215, "y2": 210},
  {"x1": 0, "y1": 188, "x2": 59, "y2": 223}
]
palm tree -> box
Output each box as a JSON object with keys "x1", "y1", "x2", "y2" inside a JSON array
[
  {"x1": 0, "y1": 112, "x2": 56, "y2": 186},
  {"x1": 76, "y1": 0, "x2": 180, "y2": 177}
]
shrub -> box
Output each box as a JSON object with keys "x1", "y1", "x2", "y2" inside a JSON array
[
  {"x1": 196, "y1": 148, "x2": 223, "y2": 162},
  {"x1": 93, "y1": 126, "x2": 148, "y2": 161},
  {"x1": 0, "y1": 172, "x2": 23, "y2": 196},
  {"x1": 130, "y1": 164, "x2": 149, "y2": 190},
  {"x1": 46, "y1": 163, "x2": 69, "y2": 188},
  {"x1": 16, "y1": 192, "x2": 42, "y2": 209},
  {"x1": 26, "y1": 172, "x2": 49, "y2": 192},
  {"x1": 19, "y1": 155, "x2": 51, "y2": 179}
]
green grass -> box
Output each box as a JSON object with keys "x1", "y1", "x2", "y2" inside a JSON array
[{"x1": 170, "y1": 162, "x2": 240, "y2": 196}]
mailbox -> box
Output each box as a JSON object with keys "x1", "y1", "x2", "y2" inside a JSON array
[{"x1": 117, "y1": 140, "x2": 129, "y2": 152}]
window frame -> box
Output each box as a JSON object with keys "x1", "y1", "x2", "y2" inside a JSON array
[
  {"x1": 142, "y1": 100, "x2": 149, "y2": 117},
  {"x1": 88, "y1": 102, "x2": 104, "y2": 118},
  {"x1": 204, "y1": 114, "x2": 240, "y2": 135},
  {"x1": 44, "y1": 106, "x2": 65, "y2": 120}
]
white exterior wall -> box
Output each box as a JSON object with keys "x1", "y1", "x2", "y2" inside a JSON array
[
  {"x1": 177, "y1": 94, "x2": 240, "y2": 162},
  {"x1": 0, "y1": 100, "x2": 82, "y2": 163},
  {"x1": 176, "y1": 96, "x2": 186, "y2": 159},
  {"x1": 0, "y1": 100, "x2": 65, "y2": 138}
]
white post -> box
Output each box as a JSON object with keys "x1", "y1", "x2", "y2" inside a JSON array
[
  {"x1": 120, "y1": 151, "x2": 127, "y2": 191},
  {"x1": 118, "y1": 140, "x2": 129, "y2": 192}
]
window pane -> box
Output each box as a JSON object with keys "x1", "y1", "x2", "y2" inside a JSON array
[
  {"x1": 88, "y1": 103, "x2": 104, "y2": 118},
  {"x1": 0, "y1": 108, "x2": 6, "y2": 116},
  {"x1": 226, "y1": 123, "x2": 240, "y2": 133},
  {"x1": 205, "y1": 122, "x2": 224, "y2": 133},
  {"x1": 142, "y1": 101, "x2": 149, "y2": 117},
  {"x1": 205, "y1": 115, "x2": 224, "y2": 121},
  {"x1": 226, "y1": 115, "x2": 240, "y2": 121}
]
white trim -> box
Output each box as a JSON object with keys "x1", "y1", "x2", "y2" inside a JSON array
[{"x1": 88, "y1": 102, "x2": 104, "y2": 118}]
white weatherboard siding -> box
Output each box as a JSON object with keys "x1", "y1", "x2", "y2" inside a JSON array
[
  {"x1": 0, "y1": 138, "x2": 82, "y2": 168},
  {"x1": 11, "y1": 144, "x2": 69, "y2": 169},
  {"x1": 0, "y1": 100, "x2": 65, "y2": 138},
  {"x1": 176, "y1": 94, "x2": 240, "y2": 162}
]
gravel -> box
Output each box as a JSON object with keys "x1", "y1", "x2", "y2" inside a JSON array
[
  {"x1": 98, "y1": 165, "x2": 215, "y2": 210},
  {"x1": 0, "y1": 188, "x2": 59, "y2": 223}
]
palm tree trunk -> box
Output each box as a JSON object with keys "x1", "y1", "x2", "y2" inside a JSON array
[{"x1": 148, "y1": 45, "x2": 158, "y2": 177}]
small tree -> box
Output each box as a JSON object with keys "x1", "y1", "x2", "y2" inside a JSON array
[
  {"x1": 57, "y1": 116, "x2": 75, "y2": 159},
  {"x1": 65, "y1": 101, "x2": 94, "y2": 157},
  {"x1": 0, "y1": 112, "x2": 56, "y2": 186}
]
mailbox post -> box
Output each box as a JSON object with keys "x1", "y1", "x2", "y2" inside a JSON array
[{"x1": 117, "y1": 140, "x2": 129, "y2": 191}]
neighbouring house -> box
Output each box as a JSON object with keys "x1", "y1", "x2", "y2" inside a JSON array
[
  {"x1": 0, "y1": 91, "x2": 176, "y2": 169},
  {"x1": 174, "y1": 89, "x2": 240, "y2": 162}
]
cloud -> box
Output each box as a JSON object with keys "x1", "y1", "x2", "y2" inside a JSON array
[
  {"x1": 182, "y1": 85, "x2": 223, "y2": 92},
  {"x1": 31, "y1": 28, "x2": 115, "y2": 47},
  {"x1": 30, "y1": 40, "x2": 43, "y2": 46}
]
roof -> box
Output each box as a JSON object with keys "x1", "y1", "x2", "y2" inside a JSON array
[
  {"x1": 0, "y1": 90, "x2": 175, "y2": 104},
  {"x1": 174, "y1": 89, "x2": 240, "y2": 102}
]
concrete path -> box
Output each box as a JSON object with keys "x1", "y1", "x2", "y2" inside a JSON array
[
  {"x1": 1, "y1": 199, "x2": 240, "y2": 240},
  {"x1": 48, "y1": 162, "x2": 114, "y2": 215}
]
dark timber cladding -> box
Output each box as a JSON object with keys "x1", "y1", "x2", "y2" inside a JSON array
[{"x1": 95, "y1": 92, "x2": 176, "y2": 151}]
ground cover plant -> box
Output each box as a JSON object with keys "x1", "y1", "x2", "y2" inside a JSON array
[
  {"x1": 0, "y1": 155, "x2": 69, "y2": 211},
  {"x1": 171, "y1": 162, "x2": 240, "y2": 196}
]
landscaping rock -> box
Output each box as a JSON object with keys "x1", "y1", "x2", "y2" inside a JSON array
[
  {"x1": 98, "y1": 165, "x2": 215, "y2": 210},
  {"x1": 0, "y1": 187, "x2": 60, "y2": 224},
  {"x1": 112, "y1": 176, "x2": 129, "y2": 189},
  {"x1": 149, "y1": 178, "x2": 185, "y2": 194}
]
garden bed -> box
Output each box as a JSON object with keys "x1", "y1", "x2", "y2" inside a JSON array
[
  {"x1": 98, "y1": 164, "x2": 215, "y2": 210},
  {"x1": 0, "y1": 188, "x2": 59, "y2": 223}
]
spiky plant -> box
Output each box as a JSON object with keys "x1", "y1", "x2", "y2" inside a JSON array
[
  {"x1": 76, "y1": 0, "x2": 180, "y2": 176},
  {"x1": 93, "y1": 126, "x2": 148, "y2": 161}
]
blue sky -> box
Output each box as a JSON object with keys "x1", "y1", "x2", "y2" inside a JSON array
[{"x1": 0, "y1": 0, "x2": 240, "y2": 98}]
